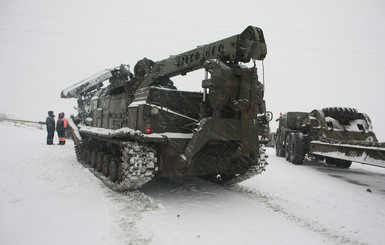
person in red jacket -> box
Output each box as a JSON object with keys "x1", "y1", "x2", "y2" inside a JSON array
[{"x1": 56, "y1": 112, "x2": 68, "y2": 145}]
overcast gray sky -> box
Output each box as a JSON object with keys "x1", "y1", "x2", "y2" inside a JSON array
[{"x1": 1, "y1": 0, "x2": 384, "y2": 140}]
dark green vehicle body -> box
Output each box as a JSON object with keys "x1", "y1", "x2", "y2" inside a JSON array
[{"x1": 62, "y1": 26, "x2": 272, "y2": 190}]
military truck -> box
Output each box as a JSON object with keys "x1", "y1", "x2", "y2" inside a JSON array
[
  {"x1": 61, "y1": 26, "x2": 271, "y2": 191},
  {"x1": 275, "y1": 107, "x2": 385, "y2": 168}
]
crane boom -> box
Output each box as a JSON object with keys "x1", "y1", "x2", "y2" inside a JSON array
[
  {"x1": 138, "y1": 26, "x2": 267, "y2": 88},
  {"x1": 61, "y1": 69, "x2": 113, "y2": 99}
]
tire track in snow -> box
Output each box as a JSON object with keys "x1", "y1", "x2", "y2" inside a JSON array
[
  {"x1": 103, "y1": 188, "x2": 160, "y2": 244},
  {"x1": 230, "y1": 184, "x2": 365, "y2": 245}
]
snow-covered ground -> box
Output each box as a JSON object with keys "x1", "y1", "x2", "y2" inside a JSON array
[{"x1": 1, "y1": 122, "x2": 384, "y2": 245}]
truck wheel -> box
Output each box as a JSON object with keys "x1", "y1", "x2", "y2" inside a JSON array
[
  {"x1": 279, "y1": 135, "x2": 286, "y2": 157},
  {"x1": 322, "y1": 107, "x2": 359, "y2": 122},
  {"x1": 275, "y1": 135, "x2": 280, "y2": 156},
  {"x1": 275, "y1": 135, "x2": 285, "y2": 157},
  {"x1": 275, "y1": 136, "x2": 281, "y2": 157},
  {"x1": 285, "y1": 134, "x2": 291, "y2": 161},
  {"x1": 289, "y1": 133, "x2": 305, "y2": 165},
  {"x1": 275, "y1": 147, "x2": 280, "y2": 156}
]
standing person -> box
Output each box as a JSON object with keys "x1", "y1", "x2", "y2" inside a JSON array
[
  {"x1": 56, "y1": 112, "x2": 68, "y2": 145},
  {"x1": 46, "y1": 111, "x2": 55, "y2": 145}
]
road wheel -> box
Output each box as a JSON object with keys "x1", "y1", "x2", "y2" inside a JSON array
[
  {"x1": 96, "y1": 152, "x2": 103, "y2": 172},
  {"x1": 102, "y1": 155, "x2": 110, "y2": 177},
  {"x1": 325, "y1": 158, "x2": 334, "y2": 165},
  {"x1": 289, "y1": 133, "x2": 305, "y2": 164},
  {"x1": 83, "y1": 148, "x2": 91, "y2": 166},
  {"x1": 109, "y1": 159, "x2": 118, "y2": 182},
  {"x1": 90, "y1": 150, "x2": 96, "y2": 168}
]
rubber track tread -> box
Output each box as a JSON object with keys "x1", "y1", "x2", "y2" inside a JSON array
[
  {"x1": 74, "y1": 139, "x2": 158, "y2": 191},
  {"x1": 223, "y1": 146, "x2": 268, "y2": 186}
]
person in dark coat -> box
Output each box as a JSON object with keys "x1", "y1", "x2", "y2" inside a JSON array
[
  {"x1": 56, "y1": 112, "x2": 68, "y2": 145},
  {"x1": 46, "y1": 111, "x2": 55, "y2": 145}
]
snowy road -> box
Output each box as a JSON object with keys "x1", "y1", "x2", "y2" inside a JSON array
[{"x1": 1, "y1": 122, "x2": 384, "y2": 245}]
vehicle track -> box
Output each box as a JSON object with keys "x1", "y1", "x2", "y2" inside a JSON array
[{"x1": 231, "y1": 184, "x2": 365, "y2": 245}]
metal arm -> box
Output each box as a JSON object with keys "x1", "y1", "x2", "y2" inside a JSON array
[
  {"x1": 61, "y1": 26, "x2": 267, "y2": 97},
  {"x1": 61, "y1": 69, "x2": 112, "y2": 99},
  {"x1": 138, "y1": 26, "x2": 267, "y2": 88}
]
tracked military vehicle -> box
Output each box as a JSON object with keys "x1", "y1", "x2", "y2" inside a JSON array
[
  {"x1": 275, "y1": 108, "x2": 385, "y2": 168},
  {"x1": 61, "y1": 26, "x2": 271, "y2": 191}
]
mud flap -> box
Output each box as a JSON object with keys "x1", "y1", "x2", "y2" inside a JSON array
[{"x1": 185, "y1": 118, "x2": 241, "y2": 166}]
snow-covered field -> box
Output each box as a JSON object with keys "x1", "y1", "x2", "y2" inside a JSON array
[{"x1": 1, "y1": 122, "x2": 384, "y2": 245}]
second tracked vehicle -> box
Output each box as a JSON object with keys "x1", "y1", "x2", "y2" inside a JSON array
[{"x1": 61, "y1": 26, "x2": 271, "y2": 191}]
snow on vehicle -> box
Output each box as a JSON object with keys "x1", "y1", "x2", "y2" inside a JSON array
[
  {"x1": 275, "y1": 107, "x2": 385, "y2": 168},
  {"x1": 61, "y1": 26, "x2": 271, "y2": 191}
]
